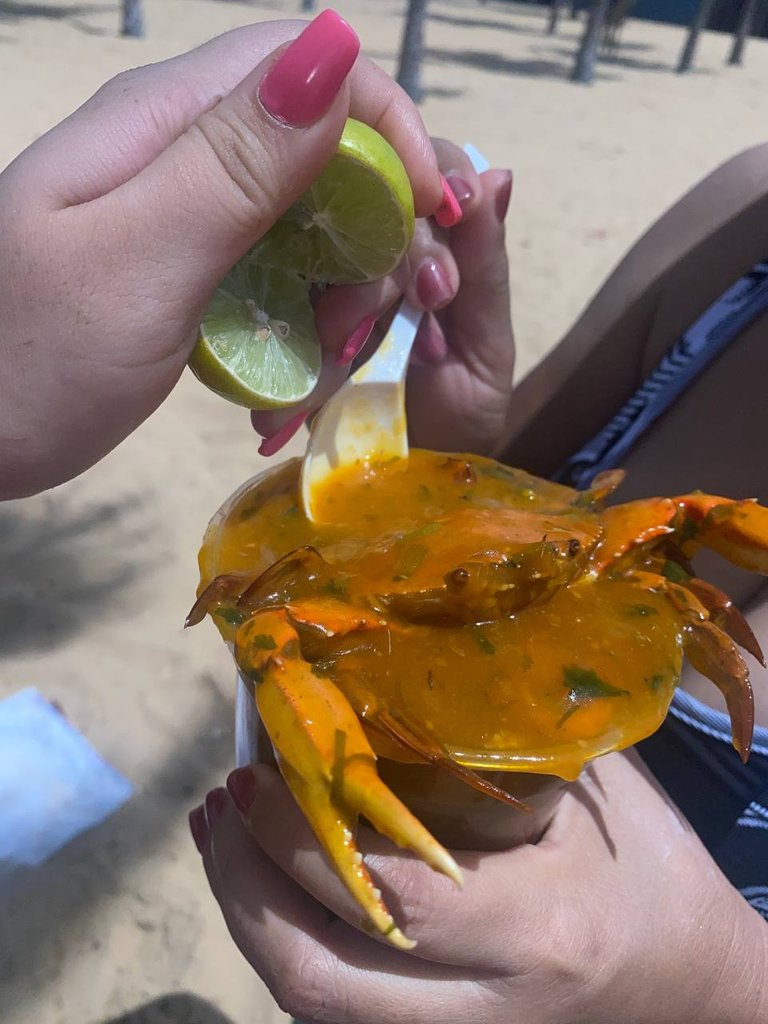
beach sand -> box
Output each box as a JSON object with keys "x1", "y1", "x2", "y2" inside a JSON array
[{"x1": 1, "y1": 2, "x2": 767, "y2": 1021}]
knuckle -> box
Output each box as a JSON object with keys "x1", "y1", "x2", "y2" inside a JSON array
[
  {"x1": 271, "y1": 939, "x2": 350, "y2": 1023},
  {"x1": 192, "y1": 96, "x2": 279, "y2": 231}
]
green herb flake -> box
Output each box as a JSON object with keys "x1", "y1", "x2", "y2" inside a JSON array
[
  {"x1": 558, "y1": 665, "x2": 629, "y2": 726},
  {"x1": 625, "y1": 603, "x2": 659, "y2": 618},
  {"x1": 460, "y1": 491, "x2": 475, "y2": 502},
  {"x1": 419, "y1": 484, "x2": 432, "y2": 501},
  {"x1": 323, "y1": 578, "x2": 348, "y2": 598},
  {"x1": 214, "y1": 606, "x2": 245, "y2": 626},
  {"x1": 473, "y1": 629, "x2": 496, "y2": 656},
  {"x1": 661, "y1": 559, "x2": 690, "y2": 584},
  {"x1": 649, "y1": 673, "x2": 665, "y2": 692},
  {"x1": 392, "y1": 544, "x2": 428, "y2": 582},
  {"x1": 252, "y1": 634, "x2": 278, "y2": 650},
  {"x1": 402, "y1": 522, "x2": 441, "y2": 542},
  {"x1": 285, "y1": 505, "x2": 300, "y2": 518}
]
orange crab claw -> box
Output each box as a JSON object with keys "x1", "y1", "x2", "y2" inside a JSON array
[
  {"x1": 185, "y1": 572, "x2": 254, "y2": 627},
  {"x1": 676, "y1": 496, "x2": 768, "y2": 574},
  {"x1": 591, "y1": 498, "x2": 675, "y2": 572},
  {"x1": 684, "y1": 619, "x2": 755, "y2": 762},
  {"x1": 237, "y1": 546, "x2": 326, "y2": 611},
  {"x1": 686, "y1": 577, "x2": 765, "y2": 667},
  {"x1": 368, "y1": 711, "x2": 532, "y2": 813},
  {"x1": 629, "y1": 570, "x2": 755, "y2": 761},
  {"x1": 234, "y1": 609, "x2": 462, "y2": 949}
]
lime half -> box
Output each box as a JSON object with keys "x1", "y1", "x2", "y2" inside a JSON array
[
  {"x1": 254, "y1": 119, "x2": 416, "y2": 285},
  {"x1": 190, "y1": 118, "x2": 415, "y2": 409},
  {"x1": 190, "y1": 263, "x2": 321, "y2": 410}
]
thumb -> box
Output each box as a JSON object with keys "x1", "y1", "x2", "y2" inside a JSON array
[{"x1": 100, "y1": 11, "x2": 360, "y2": 289}]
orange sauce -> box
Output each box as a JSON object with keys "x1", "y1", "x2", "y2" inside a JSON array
[{"x1": 199, "y1": 451, "x2": 683, "y2": 780}]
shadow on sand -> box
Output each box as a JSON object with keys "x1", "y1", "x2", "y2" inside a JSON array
[
  {"x1": 102, "y1": 993, "x2": 235, "y2": 1024},
  {"x1": 0, "y1": 496, "x2": 149, "y2": 655}
]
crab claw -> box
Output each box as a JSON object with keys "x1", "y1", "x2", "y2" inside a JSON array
[
  {"x1": 676, "y1": 496, "x2": 768, "y2": 574},
  {"x1": 684, "y1": 619, "x2": 754, "y2": 763},
  {"x1": 235, "y1": 609, "x2": 462, "y2": 949}
]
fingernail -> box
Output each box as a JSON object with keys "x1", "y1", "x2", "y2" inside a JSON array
[
  {"x1": 258, "y1": 411, "x2": 308, "y2": 457},
  {"x1": 189, "y1": 805, "x2": 209, "y2": 854},
  {"x1": 227, "y1": 766, "x2": 258, "y2": 815},
  {"x1": 258, "y1": 10, "x2": 360, "y2": 127},
  {"x1": 434, "y1": 173, "x2": 463, "y2": 228},
  {"x1": 416, "y1": 258, "x2": 453, "y2": 310},
  {"x1": 337, "y1": 315, "x2": 375, "y2": 366},
  {"x1": 495, "y1": 171, "x2": 513, "y2": 223},
  {"x1": 205, "y1": 787, "x2": 229, "y2": 829},
  {"x1": 445, "y1": 173, "x2": 474, "y2": 209}
]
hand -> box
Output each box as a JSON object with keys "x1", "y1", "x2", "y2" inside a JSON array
[
  {"x1": 251, "y1": 141, "x2": 515, "y2": 458},
  {"x1": 0, "y1": 12, "x2": 442, "y2": 500},
  {"x1": 193, "y1": 752, "x2": 768, "y2": 1024}
]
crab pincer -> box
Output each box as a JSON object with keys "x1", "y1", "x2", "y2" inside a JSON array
[{"x1": 234, "y1": 606, "x2": 462, "y2": 949}]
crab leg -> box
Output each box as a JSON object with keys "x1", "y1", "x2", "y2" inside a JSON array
[
  {"x1": 676, "y1": 496, "x2": 768, "y2": 573},
  {"x1": 686, "y1": 577, "x2": 765, "y2": 666},
  {"x1": 684, "y1": 619, "x2": 755, "y2": 762},
  {"x1": 630, "y1": 570, "x2": 755, "y2": 761},
  {"x1": 235, "y1": 609, "x2": 461, "y2": 949}
]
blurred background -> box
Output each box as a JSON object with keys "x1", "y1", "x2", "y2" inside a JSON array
[{"x1": 1, "y1": 1, "x2": 766, "y2": 1021}]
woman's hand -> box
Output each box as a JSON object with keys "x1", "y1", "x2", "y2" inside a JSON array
[
  {"x1": 193, "y1": 751, "x2": 768, "y2": 1024},
  {"x1": 0, "y1": 12, "x2": 442, "y2": 499},
  {"x1": 251, "y1": 140, "x2": 516, "y2": 458}
]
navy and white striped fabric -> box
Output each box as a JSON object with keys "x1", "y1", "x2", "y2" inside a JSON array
[
  {"x1": 555, "y1": 259, "x2": 768, "y2": 919},
  {"x1": 554, "y1": 260, "x2": 768, "y2": 491}
]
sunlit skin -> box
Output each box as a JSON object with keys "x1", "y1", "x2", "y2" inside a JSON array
[{"x1": 190, "y1": 450, "x2": 768, "y2": 947}]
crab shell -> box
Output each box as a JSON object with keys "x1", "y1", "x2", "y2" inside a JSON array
[{"x1": 190, "y1": 452, "x2": 768, "y2": 949}]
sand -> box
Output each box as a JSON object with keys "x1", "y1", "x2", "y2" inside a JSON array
[{"x1": 1, "y1": 2, "x2": 767, "y2": 1021}]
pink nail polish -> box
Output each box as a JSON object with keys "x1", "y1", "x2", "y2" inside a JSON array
[
  {"x1": 205, "y1": 787, "x2": 229, "y2": 829},
  {"x1": 445, "y1": 173, "x2": 474, "y2": 208},
  {"x1": 258, "y1": 411, "x2": 308, "y2": 457},
  {"x1": 434, "y1": 173, "x2": 463, "y2": 228},
  {"x1": 258, "y1": 11, "x2": 360, "y2": 127},
  {"x1": 189, "y1": 805, "x2": 208, "y2": 853},
  {"x1": 227, "y1": 767, "x2": 258, "y2": 815},
  {"x1": 337, "y1": 315, "x2": 375, "y2": 366},
  {"x1": 416, "y1": 258, "x2": 453, "y2": 311},
  {"x1": 495, "y1": 172, "x2": 513, "y2": 223}
]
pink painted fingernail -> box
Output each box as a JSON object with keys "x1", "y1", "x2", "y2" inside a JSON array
[
  {"x1": 337, "y1": 315, "x2": 375, "y2": 366},
  {"x1": 227, "y1": 767, "x2": 258, "y2": 815},
  {"x1": 258, "y1": 411, "x2": 308, "y2": 457},
  {"x1": 434, "y1": 173, "x2": 463, "y2": 228},
  {"x1": 495, "y1": 171, "x2": 513, "y2": 223},
  {"x1": 258, "y1": 11, "x2": 360, "y2": 127},
  {"x1": 205, "y1": 787, "x2": 229, "y2": 829},
  {"x1": 445, "y1": 173, "x2": 474, "y2": 208},
  {"x1": 189, "y1": 805, "x2": 208, "y2": 853},
  {"x1": 416, "y1": 258, "x2": 453, "y2": 310}
]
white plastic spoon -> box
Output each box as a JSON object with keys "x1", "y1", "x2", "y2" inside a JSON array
[{"x1": 300, "y1": 144, "x2": 487, "y2": 522}]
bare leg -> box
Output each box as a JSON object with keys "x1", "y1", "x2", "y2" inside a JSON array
[{"x1": 502, "y1": 142, "x2": 768, "y2": 723}]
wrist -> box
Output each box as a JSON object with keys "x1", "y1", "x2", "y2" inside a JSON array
[{"x1": 698, "y1": 891, "x2": 768, "y2": 1024}]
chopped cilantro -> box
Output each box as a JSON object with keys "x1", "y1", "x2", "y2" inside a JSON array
[
  {"x1": 252, "y1": 634, "x2": 277, "y2": 650},
  {"x1": 214, "y1": 606, "x2": 245, "y2": 626},
  {"x1": 392, "y1": 544, "x2": 428, "y2": 581},
  {"x1": 473, "y1": 628, "x2": 496, "y2": 656},
  {"x1": 402, "y1": 522, "x2": 441, "y2": 542},
  {"x1": 323, "y1": 578, "x2": 348, "y2": 598},
  {"x1": 661, "y1": 560, "x2": 690, "y2": 584},
  {"x1": 558, "y1": 665, "x2": 629, "y2": 726}
]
